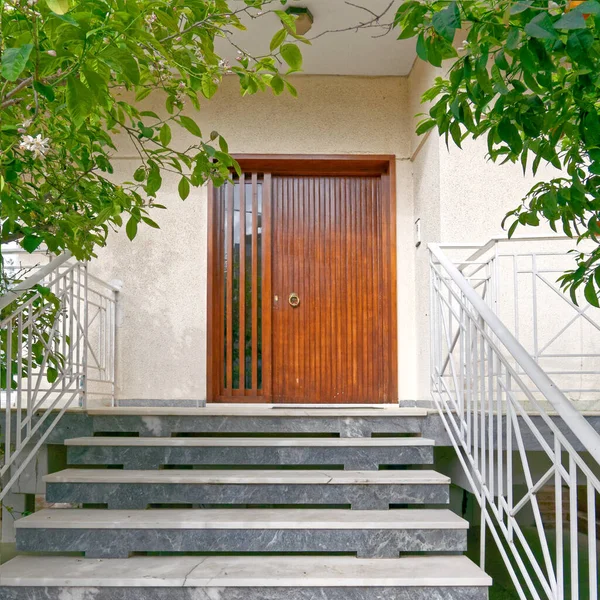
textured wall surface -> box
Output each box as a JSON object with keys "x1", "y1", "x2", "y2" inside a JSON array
[
  {"x1": 90, "y1": 67, "x2": 579, "y2": 404},
  {"x1": 90, "y1": 76, "x2": 416, "y2": 403}
]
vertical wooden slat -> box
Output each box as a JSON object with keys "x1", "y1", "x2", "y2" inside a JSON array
[
  {"x1": 386, "y1": 163, "x2": 398, "y2": 402},
  {"x1": 364, "y1": 177, "x2": 373, "y2": 402},
  {"x1": 238, "y1": 175, "x2": 246, "y2": 393},
  {"x1": 262, "y1": 173, "x2": 272, "y2": 398},
  {"x1": 373, "y1": 177, "x2": 383, "y2": 400},
  {"x1": 206, "y1": 182, "x2": 216, "y2": 401},
  {"x1": 333, "y1": 177, "x2": 342, "y2": 400},
  {"x1": 225, "y1": 182, "x2": 234, "y2": 395},
  {"x1": 352, "y1": 177, "x2": 361, "y2": 397},
  {"x1": 251, "y1": 173, "x2": 259, "y2": 395}
]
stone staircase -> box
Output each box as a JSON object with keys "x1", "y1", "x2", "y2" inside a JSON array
[{"x1": 0, "y1": 405, "x2": 492, "y2": 599}]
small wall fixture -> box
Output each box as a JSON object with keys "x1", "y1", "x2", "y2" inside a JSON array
[{"x1": 285, "y1": 6, "x2": 314, "y2": 36}]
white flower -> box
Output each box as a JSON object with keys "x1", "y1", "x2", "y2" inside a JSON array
[
  {"x1": 19, "y1": 134, "x2": 50, "y2": 159},
  {"x1": 21, "y1": 119, "x2": 32, "y2": 128},
  {"x1": 47, "y1": 50, "x2": 57, "y2": 57},
  {"x1": 145, "y1": 13, "x2": 157, "y2": 25}
]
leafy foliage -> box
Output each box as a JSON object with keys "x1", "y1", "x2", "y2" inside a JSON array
[
  {"x1": 395, "y1": 0, "x2": 600, "y2": 304},
  {"x1": 0, "y1": 282, "x2": 64, "y2": 390},
  {"x1": 0, "y1": 0, "x2": 307, "y2": 271}
]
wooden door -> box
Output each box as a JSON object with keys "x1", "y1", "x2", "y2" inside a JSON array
[
  {"x1": 208, "y1": 156, "x2": 397, "y2": 403},
  {"x1": 270, "y1": 175, "x2": 394, "y2": 403}
]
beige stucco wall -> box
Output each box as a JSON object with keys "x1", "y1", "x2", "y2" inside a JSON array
[
  {"x1": 91, "y1": 76, "x2": 419, "y2": 403},
  {"x1": 91, "y1": 66, "x2": 587, "y2": 405}
]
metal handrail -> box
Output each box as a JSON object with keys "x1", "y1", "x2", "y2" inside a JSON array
[
  {"x1": 0, "y1": 252, "x2": 73, "y2": 311},
  {"x1": 1, "y1": 253, "x2": 118, "y2": 503},
  {"x1": 430, "y1": 242, "x2": 600, "y2": 463},
  {"x1": 429, "y1": 239, "x2": 600, "y2": 600}
]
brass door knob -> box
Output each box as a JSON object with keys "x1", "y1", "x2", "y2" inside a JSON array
[{"x1": 289, "y1": 292, "x2": 300, "y2": 308}]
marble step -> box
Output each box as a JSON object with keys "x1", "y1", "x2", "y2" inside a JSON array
[
  {"x1": 0, "y1": 555, "x2": 492, "y2": 600},
  {"x1": 88, "y1": 405, "x2": 430, "y2": 438},
  {"x1": 45, "y1": 469, "x2": 451, "y2": 510},
  {"x1": 16, "y1": 508, "x2": 468, "y2": 558},
  {"x1": 65, "y1": 436, "x2": 436, "y2": 470}
]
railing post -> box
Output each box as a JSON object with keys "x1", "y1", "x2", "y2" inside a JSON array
[{"x1": 82, "y1": 263, "x2": 89, "y2": 410}]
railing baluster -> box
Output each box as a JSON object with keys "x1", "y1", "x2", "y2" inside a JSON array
[
  {"x1": 588, "y1": 479, "x2": 597, "y2": 600},
  {"x1": 16, "y1": 313, "x2": 22, "y2": 449},
  {"x1": 5, "y1": 320, "x2": 12, "y2": 464},
  {"x1": 554, "y1": 435, "x2": 564, "y2": 600},
  {"x1": 569, "y1": 455, "x2": 579, "y2": 600}
]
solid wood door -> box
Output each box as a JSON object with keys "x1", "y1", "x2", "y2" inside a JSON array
[
  {"x1": 208, "y1": 157, "x2": 397, "y2": 404},
  {"x1": 270, "y1": 175, "x2": 395, "y2": 403}
]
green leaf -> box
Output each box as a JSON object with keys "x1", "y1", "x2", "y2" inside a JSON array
[
  {"x1": 510, "y1": 1, "x2": 532, "y2": 14},
  {"x1": 275, "y1": 10, "x2": 297, "y2": 32},
  {"x1": 46, "y1": 366, "x2": 58, "y2": 383},
  {"x1": 584, "y1": 111, "x2": 600, "y2": 146},
  {"x1": 554, "y1": 10, "x2": 586, "y2": 29},
  {"x1": 572, "y1": 1, "x2": 600, "y2": 15},
  {"x1": 494, "y1": 50, "x2": 510, "y2": 71},
  {"x1": 102, "y1": 49, "x2": 140, "y2": 85},
  {"x1": 23, "y1": 234, "x2": 43, "y2": 253},
  {"x1": 506, "y1": 27, "x2": 521, "y2": 50},
  {"x1": 33, "y1": 81, "x2": 55, "y2": 102},
  {"x1": 201, "y1": 73, "x2": 218, "y2": 99},
  {"x1": 416, "y1": 33, "x2": 428, "y2": 61},
  {"x1": 567, "y1": 29, "x2": 594, "y2": 63},
  {"x1": 284, "y1": 80, "x2": 298, "y2": 97},
  {"x1": 585, "y1": 277, "x2": 600, "y2": 307},
  {"x1": 66, "y1": 76, "x2": 93, "y2": 128},
  {"x1": 270, "y1": 74, "x2": 285, "y2": 95},
  {"x1": 133, "y1": 167, "x2": 146, "y2": 182},
  {"x1": 178, "y1": 177, "x2": 190, "y2": 200},
  {"x1": 431, "y1": 2, "x2": 461, "y2": 42},
  {"x1": 126, "y1": 216, "x2": 138, "y2": 241},
  {"x1": 82, "y1": 68, "x2": 108, "y2": 103},
  {"x1": 141, "y1": 216, "x2": 160, "y2": 229},
  {"x1": 1, "y1": 45, "x2": 33, "y2": 82},
  {"x1": 179, "y1": 116, "x2": 202, "y2": 138},
  {"x1": 45, "y1": 0, "x2": 70, "y2": 13},
  {"x1": 270, "y1": 29, "x2": 287, "y2": 52},
  {"x1": 525, "y1": 13, "x2": 558, "y2": 39},
  {"x1": 416, "y1": 119, "x2": 436, "y2": 135},
  {"x1": 146, "y1": 162, "x2": 162, "y2": 196},
  {"x1": 425, "y1": 37, "x2": 443, "y2": 67},
  {"x1": 281, "y1": 44, "x2": 302, "y2": 71},
  {"x1": 159, "y1": 123, "x2": 171, "y2": 146},
  {"x1": 498, "y1": 118, "x2": 523, "y2": 154}
]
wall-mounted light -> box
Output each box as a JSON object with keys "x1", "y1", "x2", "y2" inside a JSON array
[{"x1": 285, "y1": 6, "x2": 314, "y2": 36}]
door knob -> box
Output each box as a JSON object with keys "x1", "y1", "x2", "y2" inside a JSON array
[{"x1": 289, "y1": 292, "x2": 300, "y2": 308}]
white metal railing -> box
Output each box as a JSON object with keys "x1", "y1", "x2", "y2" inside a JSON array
[
  {"x1": 445, "y1": 236, "x2": 600, "y2": 410},
  {"x1": 430, "y1": 239, "x2": 600, "y2": 600},
  {"x1": 0, "y1": 252, "x2": 119, "y2": 502}
]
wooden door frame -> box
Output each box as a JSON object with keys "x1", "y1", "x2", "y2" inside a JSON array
[{"x1": 207, "y1": 154, "x2": 398, "y2": 403}]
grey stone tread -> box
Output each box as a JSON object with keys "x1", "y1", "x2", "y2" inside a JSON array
[
  {"x1": 0, "y1": 555, "x2": 492, "y2": 587},
  {"x1": 87, "y1": 405, "x2": 429, "y2": 417},
  {"x1": 44, "y1": 469, "x2": 450, "y2": 485},
  {"x1": 16, "y1": 508, "x2": 468, "y2": 530},
  {"x1": 65, "y1": 436, "x2": 435, "y2": 447}
]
